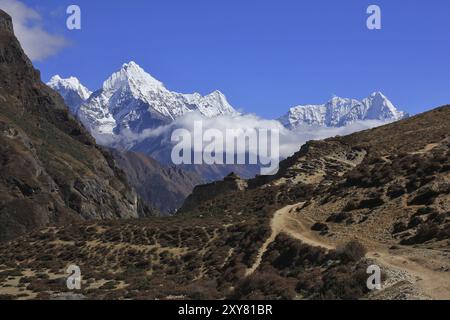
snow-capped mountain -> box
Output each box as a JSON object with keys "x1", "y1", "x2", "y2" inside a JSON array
[
  {"x1": 75, "y1": 61, "x2": 238, "y2": 137},
  {"x1": 47, "y1": 75, "x2": 92, "y2": 114},
  {"x1": 48, "y1": 64, "x2": 409, "y2": 182},
  {"x1": 47, "y1": 62, "x2": 256, "y2": 181},
  {"x1": 279, "y1": 92, "x2": 408, "y2": 129}
]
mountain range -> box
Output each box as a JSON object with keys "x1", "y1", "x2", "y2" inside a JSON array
[
  {"x1": 48, "y1": 63, "x2": 408, "y2": 186},
  {"x1": 279, "y1": 93, "x2": 408, "y2": 129},
  {"x1": 48, "y1": 63, "x2": 407, "y2": 134},
  {"x1": 50, "y1": 61, "x2": 238, "y2": 140},
  {"x1": 0, "y1": 9, "x2": 448, "y2": 300}
]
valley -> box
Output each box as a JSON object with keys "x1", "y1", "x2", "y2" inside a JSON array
[
  {"x1": 1, "y1": 104, "x2": 448, "y2": 299},
  {"x1": 0, "y1": 7, "x2": 448, "y2": 301}
]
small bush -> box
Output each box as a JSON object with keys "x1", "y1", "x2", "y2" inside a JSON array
[
  {"x1": 416, "y1": 207, "x2": 437, "y2": 216},
  {"x1": 343, "y1": 201, "x2": 357, "y2": 212},
  {"x1": 230, "y1": 272, "x2": 296, "y2": 300},
  {"x1": 392, "y1": 222, "x2": 407, "y2": 234},
  {"x1": 337, "y1": 240, "x2": 367, "y2": 263},
  {"x1": 408, "y1": 188, "x2": 440, "y2": 206},
  {"x1": 326, "y1": 212, "x2": 352, "y2": 223},
  {"x1": 357, "y1": 197, "x2": 384, "y2": 209},
  {"x1": 319, "y1": 264, "x2": 369, "y2": 300},
  {"x1": 400, "y1": 223, "x2": 440, "y2": 245},
  {"x1": 311, "y1": 223, "x2": 329, "y2": 233},
  {"x1": 387, "y1": 184, "x2": 405, "y2": 199}
]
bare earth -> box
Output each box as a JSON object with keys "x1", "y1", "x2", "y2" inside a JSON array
[{"x1": 248, "y1": 203, "x2": 450, "y2": 300}]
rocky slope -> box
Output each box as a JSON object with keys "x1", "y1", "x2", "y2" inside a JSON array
[
  {"x1": 1, "y1": 103, "x2": 447, "y2": 299},
  {"x1": 178, "y1": 105, "x2": 450, "y2": 298},
  {"x1": 111, "y1": 150, "x2": 203, "y2": 214},
  {"x1": 0, "y1": 10, "x2": 153, "y2": 241},
  {"x1": 185, "y1": 105, "x2": 449, "y2": 242},
  {"x1": 181, "y1": 172, "x2": 248, "y2": 212}
]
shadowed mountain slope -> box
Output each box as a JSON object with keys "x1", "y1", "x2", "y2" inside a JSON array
[
  {"x1": 111, "y1": 150, "x2": 204, "y2": 214},
  {"x1": 0, "y1": 10, "x2": 153, "y2": 241}
]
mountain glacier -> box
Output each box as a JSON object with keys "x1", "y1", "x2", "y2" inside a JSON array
[
  {"x1": 48, "y1": 63, "x2": 407, "y2": 136},
  {"x1": 49, "y1": 62, "x2": 238, "y2": 139},
  {"x1": 47, "y1": 75, "x2": 92, "y2": 114},
  {"x1": 279, "y1": 92, "x2": 408, "y2": 129}
]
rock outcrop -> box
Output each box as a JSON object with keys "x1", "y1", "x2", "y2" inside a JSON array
[{"x1": 180, "y1": 172, "x2": 248, "y2": 212}]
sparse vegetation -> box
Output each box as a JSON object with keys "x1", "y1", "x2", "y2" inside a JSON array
[{"x1": 336, "y1": 241, "x2": 367, "y2": 263}]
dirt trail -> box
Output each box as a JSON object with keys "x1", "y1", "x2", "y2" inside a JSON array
[
  {"x1": 245, "y1": 203, "x2": 329, "y2": 276},
  {"x1": 244, "y1": 205, "x2": 300, "y2": 276},
  {"x1": 247, "y1": 203, "x2": 450, "y2": 299},
  {"x1": 410, "y1": 142, "x2": 440, "y2": 155}
]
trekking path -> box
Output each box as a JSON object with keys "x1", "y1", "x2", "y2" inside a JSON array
[
  {"x1": 245, "y1": 203, "x2": 330, "y2": 276},
  {"x1": 246, "y1": 203, "x2": 450, "y2": 299}
]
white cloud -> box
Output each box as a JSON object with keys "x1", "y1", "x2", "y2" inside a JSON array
[
  {"x1": 284, "y1": 119, "x2": 388, "y2": 157},
  {"x1": 96, "y1": 112, "x2": 387, "y2": 162},
  {"x1": 0, "y1": 0, "x2": 68, "y2": 60}
]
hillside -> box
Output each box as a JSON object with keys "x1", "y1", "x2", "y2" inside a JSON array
[
  {"x1": 0, "y1": 10, "x2": 153, "y2": 242},
  {"x1": 111, "y1": 150, "x2": 204, "y2": 214},
  {"x1": 178, "y1": 105, "x2": 450, "y2": 298},
  {"x1": 0, "y1": 103, "x2": 448, "y2": 299},
  {"x1": 183, "y1": 105, "x2": 450, "y2": 252},
  {"x1": 0, "y1": 7, "x2": 448, "y2": 300}
]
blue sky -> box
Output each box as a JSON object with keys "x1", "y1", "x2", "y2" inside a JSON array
[{"x1": 15, "y1": 0, "x2": 450, "y2": 118}]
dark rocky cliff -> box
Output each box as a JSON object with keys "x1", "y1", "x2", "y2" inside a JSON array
[{"x1": 0, "y1": 10, "x2": 153, "y2": 241}]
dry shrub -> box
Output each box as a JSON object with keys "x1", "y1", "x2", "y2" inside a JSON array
[
  {"x1": 336, "y1": 240, "x2": 367, "y2": 263},
  {"x1": 229, "y1": 272, "x2": 297, "y2": 300},
  {"x1": 319, "y1": 264, "x2": 369, "y2": 300}
]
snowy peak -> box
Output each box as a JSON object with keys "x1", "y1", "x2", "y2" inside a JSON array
[
  {"x1": 102, "y1": 61, "x2": 165, "y2": 93},
  {"x1": 328, "y1": 96, "x2": 360, "y2": 108},
  {"x1": 185, "y1": 90, "x2": 237, "y2": 117},
  {"x1": 204, "y1": 90, "x2": 236, "y2": 115},
  {"x1": 280, "y1": 92, "x2": 407, "y2": 129},
  {"x1": 47, "y1": 75, "x2": 92, "y2": 113},
  {"x1": 48, "y1": 75, "x2": 92, "y2": 100},
  {"x1": 96, "y1": 61, "x2": 237, "y2": 119},
  {"x1": 51, "y1": 61, "x2": 239, "y2": 139},
  {"x1": 363, "y1": 92, "x2": 406, "y2": 121}
]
